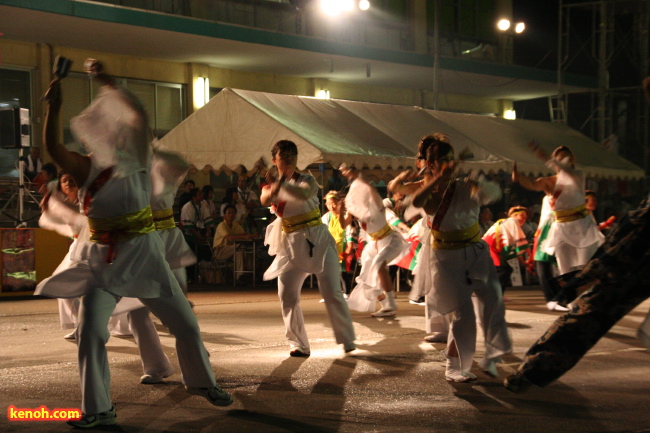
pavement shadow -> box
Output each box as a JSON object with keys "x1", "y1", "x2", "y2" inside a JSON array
[
  {"x1": 448, "y1": 379, "x2": 608, "y2": 431},
  {"x1": 228, "y1": 356, "x2": 349, "y2": 432}
]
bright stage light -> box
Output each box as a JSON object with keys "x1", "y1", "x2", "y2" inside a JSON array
[
  {"x1": 315, "y1": 89, "x2": 330, "y2": 99},
  {"x1": 320, "y1": 0, "x2": 355, "y2": 16},
  {"x1": 359, "y1": 0, "x2": 370, "y2": 11},
  {"x1": 320, "y1": 0, "x2": 338, "y2": 16},
  {"x1": 504, "y1": 109, "x2": 516, "y2": 120},
  {"x1": 497, "y1": 19, "x2": 511, "y2": 31},
  {"x1": 515, "y1": 22, "x2": 526, "y2": 34}
]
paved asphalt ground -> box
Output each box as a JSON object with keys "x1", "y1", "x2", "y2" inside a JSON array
[{"x1": 1, "y1": 283, "x2": 649, "y2": 433}]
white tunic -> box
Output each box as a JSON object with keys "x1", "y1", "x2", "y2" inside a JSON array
[
  {"x1": 544, "y1": 166, "x2": 604, "y2": 252},
  {"x1": 419, "y1": 178, "x2": 502, "y2": 315},
  {"x1": 345, "y1": 178, "x2": 407, "y2": 312},
  {"x1": 264, "y1": 172, "x2": 336, "y2": 280},
  {"x1": 35, "y1": 86, "x2": 180, "y2": 300},
  {"x1": 150, "y1": 149, "x2": 196, "y2": 269}
]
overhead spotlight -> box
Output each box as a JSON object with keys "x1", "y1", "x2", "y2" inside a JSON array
[
  {"x1": 504, "y1": 109, "x2": 516, "y2": 120},
  {"x1": 359, "y1": 0, "x2": 370, "y2": 11},
  {"x1": 320, "y1": 0, "x2": 339, "y2": 16},
  {"x1": 320, "y1": 0, "x2": 356, "y2": 16},
  {"x1": 515, "y1": 22, "x2": 526, "y2": 34},
  {"x1": 497, "y1": 19, "x2": 511, "y2": 31}
]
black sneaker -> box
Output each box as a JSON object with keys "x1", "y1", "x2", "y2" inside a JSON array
[
  {"x1": 186, "y1": 384, "x2": 233, "y2": 407},
  {"x1": 67, "y1": 405, "x2": 117, "y2": 428}
]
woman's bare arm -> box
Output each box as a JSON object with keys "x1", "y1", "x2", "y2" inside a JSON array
[{"x1": 43, "y1": 80, "x2": 91, "y2": 188}]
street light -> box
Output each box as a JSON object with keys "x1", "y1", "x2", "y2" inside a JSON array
[
  {"x1": 496, "y1": 18, "x2": 526, "y2": 64},
  {"x1": 320, "y1": 0, "x2": 369, "y2": 16},
  {"x1": 497, "y1": 18, "x2": 525, "y2": 34}
]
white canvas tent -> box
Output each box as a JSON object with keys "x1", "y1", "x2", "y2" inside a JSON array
[{"x1": 160, "y1": 88, "x2": 645, "y2": 180}]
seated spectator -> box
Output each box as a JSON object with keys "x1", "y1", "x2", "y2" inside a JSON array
[
  {"x1": 220, "y1": 187, "x2": 246, "y2": 225},
  {"x1": 326, "y1": 168, "x2": 346, "y2": 192},
  {"x1": 478, "y1": 206, "x2": 494, "y2": 237},
  {"x1": 24, "y1": 146, "x2": 43, "y2": 181},
  {"x1": 39, "y1": 162, "x2": 59, "y2": 195},
  {"x1": 177, "y1": 179, "x2": 195, "y2": 212},
  {"x1": 213, "y1": 204, "x2": 255, "y2": 276},
  {"x1": 200, "y1": 185, "x2": 218, "y2": 239},
  {"x1": 181, "y1": 187, "x2": 209, "y2": 282}
]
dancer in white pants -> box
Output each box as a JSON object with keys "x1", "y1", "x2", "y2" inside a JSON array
[
  {"x1": 38, "y1": 61, "x2": 231, "y2": 428},
  {"x1": 388, "y1": 134, "x2": 452, "y2": 341},
  {"x1": 342, "y1": 166, "x2": 407, "y2": 317},
  {"x1": 262, "y1": 140, "x2": 356, "y2": 357},
  {"x1": 512, "y1": 144, "x2": 604, "y2": 276},
  {"x1": 412, "y1": 136, "x2": 511, "y2": 382}
]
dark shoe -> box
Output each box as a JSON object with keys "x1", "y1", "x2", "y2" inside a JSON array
[
  {"x1": 504, "y1": 372, "x2": 533, "y2": 393},
  {"x1": 67, "y1": 405, "x2": 117, "y2": 428},
  {"x1": 186, "y1": 384, "x2": 233, "y2": 407}
]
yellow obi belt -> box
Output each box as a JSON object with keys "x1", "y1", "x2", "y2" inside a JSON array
[
  {"x1": 432, "y1": 222, "x2": 481, "y2": 250},
  {"x1": 282, "y1": 208, "x2": 322, "y2": 233},
  {"x1": 88, "y1": 205, "x2": 155, "y2": 244},
  {"x1": 554, "y1": 204, "x2": 589, "y2": 223},
  {"x1": 152, "y1": 208, "x2": 176, "y2": 231},
  {"x1": 369, "y1": 223, "x2": 393, "y2": 241}
]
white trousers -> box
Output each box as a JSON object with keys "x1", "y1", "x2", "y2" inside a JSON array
[
  {"x1": 442, "y1": 264, "x2": 512, "y2": 373},
  {"x1": 277, "y1": 248, "x2": 355, "y2": 351},
  {"x1": 126, "y1": 307, "x2": 172, "y2": 376},
  {"x1": 77, "y1": 288, "x2": 215, "y2": 414},
  {"x1": 425, "y1": 308, "x2": 450, "y2": 334},
  {"x1": 553, "y1": 241, "x2": 600, "y2": 275}
]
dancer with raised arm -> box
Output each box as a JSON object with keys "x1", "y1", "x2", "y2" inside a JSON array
[
  {"x1": 39, "y1": 59, "x2": 232, "y2": 428},
  {"x1": 513, "y1": 144, "x2": 604, "y2": 277},
  {"x1": 261, "y1": 140, "x2": 356, "y2": 357},
  {"x1": 342, "y1": 164, "x2": 407, "y2": 318},
  {"x1": 388, "y1": 134, "x2": 450, "y2": 341},
  {"x1": 411, "y1": 135, "x2": 511, "y2": 382}
]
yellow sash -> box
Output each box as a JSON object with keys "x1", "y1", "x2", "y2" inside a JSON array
[
  {"x1": 554, "y1": 204, "x2": 589, "y2": 223},
  {"x1": 282, "y1": 208, "x2": 322, "y2": 233},
  {"x1": 152, "y1": 208, "x2": 176, "y2": 231},
  {"x1": 432, "y1": 222, "x2": 481, "y2": 250},
  {"x1": 369, "y1": 223, "x2": 392, "y2": 241},
  {"x1": 88, "y1": 205, "x2": 155, "y2": 244}
]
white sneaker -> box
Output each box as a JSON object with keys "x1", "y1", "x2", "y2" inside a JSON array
[
  {"x1": 371, "y1": 308, "x2": 397, "y2": 317},
  {"x1": 547, "y1": 301, "x2": 570, "y2": 312},
  {"x1": 319, "y1": 298, "x2": 325, "y2": 303},
  {"x1": 63, "y1": 330, "x2": 77, "y2": 340},
  {"x1": 423, "y1": 332, "x2": 448, "y2": 343},
  {"x1": 445, "y1": 357, "x2": 477, "y2": 382},
  {"x1": 140, "y1": 366, "x2": 175, "y2": 384}
]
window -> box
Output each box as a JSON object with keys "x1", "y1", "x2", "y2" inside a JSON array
[
  {"x1": 61, "y1": 73, "x2": 185, "y2": 145},
  {"x1": 0, "y1": 68, "x2": 31, "y2": 177}
]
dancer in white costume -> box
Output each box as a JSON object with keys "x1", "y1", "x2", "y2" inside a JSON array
[
  {"x1": 262, "y1": 140, "x2": 356, "y2": 357},
  {"x1": 513, "y1": 145, "x2": 604, "y2": 276},
  {"x1": 388, "y1": 134, "x2": 451, "y2": 341},
  {"x1": 412, "y1": 137, "x2": 511, "y2": 382},
  {"x1": 38, "y1": 61, "x2": 232, "y2": 428},
  {"x1": 39, "y1": 173, "x2": 174, "y2": 385},
  {"x1": 342, "y1": 165, "x2": 407, "y2": 318},
  {"x1": 150, "y1": 147, "x2": 197, "y2": 294}
]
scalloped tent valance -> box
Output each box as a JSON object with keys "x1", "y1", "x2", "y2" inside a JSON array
[{"x1": 159, "y1": 88, "x2": 645, "y2": 180}]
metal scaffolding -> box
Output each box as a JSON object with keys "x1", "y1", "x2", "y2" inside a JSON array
[{"x1": 555, "y1": 0, "x2": 650, "y2": 174}]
